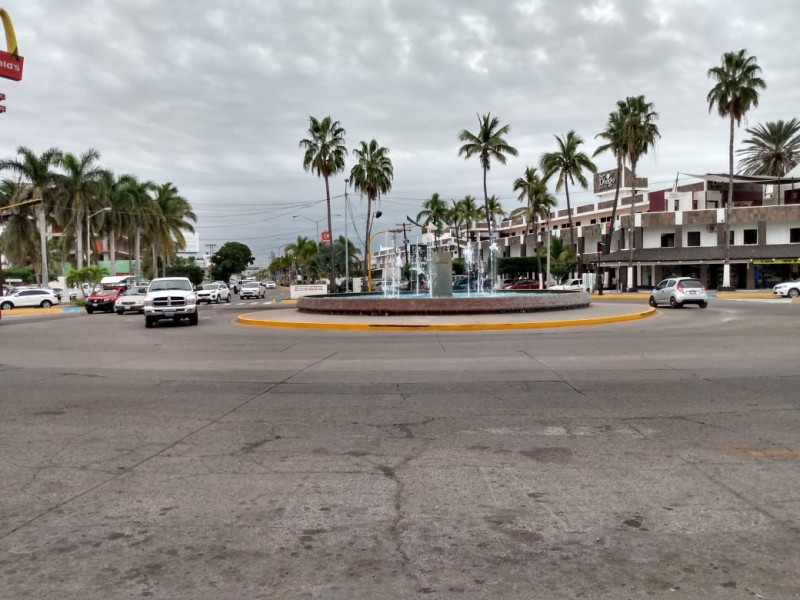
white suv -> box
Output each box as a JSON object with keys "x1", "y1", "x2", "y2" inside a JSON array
[
  {"x1": 649, "y1": 277, "x2": 708, "y2": 309},
  {"x1": 143, "y1": 277, "x2": 198, "y2": 327}
]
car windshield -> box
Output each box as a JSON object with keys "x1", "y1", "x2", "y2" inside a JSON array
[
  {"x1": 124, "y1": 288, "x2": 147, "y2": 296},
  {"x1": 201, "y1": 284, "x2": 220, "y2": 290},
  {"x1": 680, "y1": 279, "x2": 702, "y2": 288},
  {"x1": 243, "y1": 282, "x2": 259, "y2": 288},
  {"x1": 96, "y1": 289, "x2": 118, "y2": 296},
  {"x1": 149, "y1": 279, "x2": 192, "y2": 292}
]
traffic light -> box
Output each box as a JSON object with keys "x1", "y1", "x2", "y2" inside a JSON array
[{"x1": 432, "y1": 214, "x2": 442, "y2": 230}]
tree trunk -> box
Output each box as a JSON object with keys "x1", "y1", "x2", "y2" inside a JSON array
[
  {"x1": 324, "y1": 175, "x2": 335, "y2": 293},
  {"x1": 152, "y1": 244, "x2": 157, "y2": 279},
  {"x1": 598, "y1": 158, "x2": 624, "y2": 295},
  {"x1": 109, "y1": 224, "x2": 116, "y2": 276},
  {"x1": 75, "y1": 209, "x2": 84, "y2": 270},
  {"x1": 628, "y1": 161, "x2": 638, "y2": 291},
  {"x1": 482, "y1": 166, "x2": 491, "y2": 242},
  {"x1": 36, "y1": 191, "x2": 48, "y2": 285},
  {"x1": 135, "y1": 227, "x2": 141, "y2": 279},
  {"x1": 364, "y1": 193, "x2": 372, "y2": 289},
  {"x1": 722, "y1": 113, "x2": 734, "y2": 289},
  {"x1": 564, "y1": 179, "x2": 576, "y2": 275},
  {"x1": 535, "y1": 215, "x2": 544, "y2": 287}
]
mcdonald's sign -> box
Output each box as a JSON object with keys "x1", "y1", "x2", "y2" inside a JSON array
[{"x1": 0, "y1": 8, "x2": 23, "y2": 81}]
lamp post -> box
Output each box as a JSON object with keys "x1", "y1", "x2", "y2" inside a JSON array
[
  {"x1": 87, "y1": 207, "x2": 111, "y2": 268},
  {"x1": 292, "y1": 215, "x2": 320, "y2": 243}
]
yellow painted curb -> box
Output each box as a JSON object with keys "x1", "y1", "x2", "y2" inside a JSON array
[
  {"x1": 236, "y1": 307, "x2": 656, "y2": 332},
  {"x1": 0, "y1": 307, "x2": 74, "y2": 316},
  {"x1": 715, "y1": 292, "x2": 775, "y2": 299}
]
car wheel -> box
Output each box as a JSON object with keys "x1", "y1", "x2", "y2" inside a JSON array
[
  {"x1": 699, "y1": 301, "x2": 708, "y2": 309},
  {"x1": 227, "y1": 295, "x2": 231, "y2": 303},
  {"x1": 40, "y1": 300, "x2": 52, "y2": 308},
  {"x1": 648, "y1": 296, "x2": 657, "y2": 307},
  {"x1": 116, "y1": 310, "x2": 124, "y2": 315},
  {"x1": 86, "y1": 307, "x2": 94, "y2": 314},
  {"x1": 789, "y1": 288, "x2": 799, "y2": 298},
  {"x1": 145, "y1": 316, "x2": 155, "y2": 328},
  {"x1": 1, "y1": 301, "x2": 13, "y2": 310},
  {"x1": 188, "y1": 311, "x2": 199, "y2": 326},
  {"x1": 669, "y1": 296, "x2": 681, "y2": 309}
]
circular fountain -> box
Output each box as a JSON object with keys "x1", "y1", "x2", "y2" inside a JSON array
[{"x1": 296, "y1": 237, "x2": 591, "y2": 316}]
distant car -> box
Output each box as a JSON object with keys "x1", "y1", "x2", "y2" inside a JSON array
[
  {"x1": 263, "y1": 280, "x2": 277, "y2": 289},
  {"x1": 0, "y1": 288, "x2": 60, "y2": 310},
  {"x1": 86, "y1": 287, "x2": 125, "y2": 314},
  {"x1": 114, "y1": 286, "x2": 149, "y2": 314},
  {"x1": 196, "y1": 283, "x2": 231, "y2": 304},
  {"x1": 239, "y1": 280, "x2": 266, "y2": 299},
  {"x1": 69, "y1": 287, "x2": 80, "y2": 301},
  {"x1": 504, "y1": 279, "x2": 542, "y2": 290},
  {"x1": 649, "y1": 277, "x2": 708, "y2": 308},
  {"x1": 549, "y1": 278, "x2": 585, "y2": 292},
  {"x1": 49, "y1": 286, "x2": 65, "y2": 301},
  {"x1": 773, "y1": 279, "x2": 800, "y2": 298}
]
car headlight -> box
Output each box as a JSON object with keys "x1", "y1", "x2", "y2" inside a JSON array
[
  {"x1": 144, "y1": 298, "x2": 153, "y2": 307},
  {"x1": 187, "y1": 295, "x2": 197, "y2": 305}
]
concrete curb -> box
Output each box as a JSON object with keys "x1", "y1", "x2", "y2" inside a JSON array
[
  {"x1": 236, "y1": 307, "x2": 657, "y2": 332},
  {"x1": 0, "y1": 306, "x2": 84, "y2": 316}
]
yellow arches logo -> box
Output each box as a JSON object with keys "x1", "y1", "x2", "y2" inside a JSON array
[{"x1": 0, "y1": 8, "x2": 23, "y2": 81}]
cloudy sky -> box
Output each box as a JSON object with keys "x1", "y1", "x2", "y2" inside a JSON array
[{"x1": 3, "y1": 1, "x2": 798, "y2": 264}]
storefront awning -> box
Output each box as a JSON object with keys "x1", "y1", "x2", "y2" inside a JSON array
[{"x1": 682, "y1": 173, "x2": 799, "y2": 186}]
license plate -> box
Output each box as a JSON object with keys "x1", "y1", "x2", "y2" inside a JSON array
[{"x1": 164, "y1": 312, "x2": 174, "y2": 317}]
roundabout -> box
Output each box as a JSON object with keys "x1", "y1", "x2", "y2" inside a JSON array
[{"x1": 236, "y1": 301, "x2": 655, "y2": 331}]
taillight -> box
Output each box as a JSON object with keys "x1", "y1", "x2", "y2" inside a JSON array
[
  {"x1": 700, "y1": 286, "x2": 705, "y2": 292},
  {"x1": 677, "y1": 285, "x2": 684, "y2": 292}
]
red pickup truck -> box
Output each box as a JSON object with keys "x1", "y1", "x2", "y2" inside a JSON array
[{"x1": 85, "y1": 286, "x2": 125, "y2": 314}]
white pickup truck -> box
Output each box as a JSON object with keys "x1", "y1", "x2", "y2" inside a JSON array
[{"x1": 143, "y1": 277, "x2": 199, "y2": 328}]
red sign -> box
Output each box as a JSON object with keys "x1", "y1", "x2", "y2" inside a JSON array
[
  {"x1": 0, "y1": 50, "x2": 22, "y2": 81},
  {"x1": 320, "y1": 230, "x2": 331, "y2": 243}
]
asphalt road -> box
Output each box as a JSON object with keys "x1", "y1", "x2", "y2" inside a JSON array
[{"x1": 1, "y1": 298, "x2": 799, "y2": 599}]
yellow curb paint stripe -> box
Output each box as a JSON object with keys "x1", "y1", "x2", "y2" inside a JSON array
[
  {"x1": 0, "y1": 307, "x2": 72, "y2": 316},
  {"x1": 235, "y1": 307, "x2": 656, "y2": 332}
]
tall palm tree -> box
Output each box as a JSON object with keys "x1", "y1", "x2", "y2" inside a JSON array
[
  {"x1": 616, "y1": 95, "x2": 660, "y2": 290},
  {"x1": 457, "y1": 113, "x2": 518, "y2": 241},
  {"x1": 708, "y1": 49, "x2": 766, "y2": 288},
  {"x1": 285, "y1": 235, "x2": 318, "y2": 278},
  {"x1": 456, "y1": 194, "x2": 480, "y2": 244},
  {"x1": 349, "y1": 139, "x2": 393, "y2": 279},
  {"x1": 486, "y1": 195, "x2": 506, "y2": 228},
  {"x1": 593, "y1": 105, "x2": 627, "y2": 256},
  {"x1": 148, "y1": 182, "x2": 196, "y2": 278},
  {"x1": 56, "y1": 149, "x2": 103, "y2": 269},
  {"x1": 512, "y1": 167, "x2": 557, "y2": 284},
  {"x1": 737, "y1": 118, "x2": 800, "y2": 176},
  {"x1": 300, "y1": 116, "x2": 347, "y2": 292},
  {"x1": 127, "y1": 178, "x2": 157, "y2": 279},
  {"x1": 0, "y1": 146, "x2": 63, "y2": 284},
  {"x1": 540, "y1": 131, "x2": 597, "y2": 261},
  {"x1": 97, "y1": 171, "x2": 139, "y2": 276}
]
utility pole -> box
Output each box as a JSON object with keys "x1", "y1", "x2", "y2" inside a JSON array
[
  {"x1": 344, "y1": 179, "x2": 349, "y2": 290},
  {"x1": 206, "y1": 243, "x2": 217, "y2": 256}
]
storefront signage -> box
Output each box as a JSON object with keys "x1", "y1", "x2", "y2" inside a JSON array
[
  {"x1": 0, "y1": 9, "x2": 23, "y2": 81},
  {"x1": 753, "y1": 258, "x2": 800, "y2": 265}
]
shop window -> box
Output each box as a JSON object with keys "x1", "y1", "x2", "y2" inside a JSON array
[
  {"x1": 790, "y1": 228, "x2": 800, "y2": 243},
  {"x1": 687, "y1": 231, "x2": 701, "y2": 247},
  {"x1": 743, "y1": 229, "x2": 757, "y2": 245},
  {"x1": 660, "y1": 233, "x2": 675, "y2": 248}
]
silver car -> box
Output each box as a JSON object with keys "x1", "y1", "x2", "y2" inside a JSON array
[{"x1": 649, "y1": 277, "x2": 708, "y2": 309}]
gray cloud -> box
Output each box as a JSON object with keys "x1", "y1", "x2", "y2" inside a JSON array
[{"x1": 3, "y1": 0, "x2": 798, "y2": 261}]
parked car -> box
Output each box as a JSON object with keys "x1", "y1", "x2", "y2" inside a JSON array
[
  {"x1": 114, "y1": 286, "x2": 149, "y2": 314},
  {"x1": 144, "y1": 277, "x2": 198, "y2": 327},
  {"x1": 263, "y1": 280, "x2": 277, "y2": 289},
  {"x1": 549, "y1": 278, "x2": 586, "y2": 291},
  {"x1": 0, "y1": 288, "x2": 60, "y2": 310},
  {"x1": 649, "y1": 277, "x2": 708, "y2": 308},
  {"x1": 49, "y1": 286, "x2": 65, "y2": 301},
  {"x1": 196, "y1": 283, "x2": 231, "y2": 304},
  {"x1": 86, "y1": 287, "x2": 125, "y2": 314},
  {"x1": 504, "y1": 279, "x2": 542, "y2": 290},
  {"x1": 773, "y1": 278, "x2": 800, "y2": 298},
  {"x1": 239, "y1": 280, "x2": 266, "y2": 299}
]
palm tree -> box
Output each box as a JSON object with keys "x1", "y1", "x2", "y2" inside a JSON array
[
  {"x1": 540, "y1": 131, "x2": 597, "y2": 263},
  {"x1": 0, "y1": 146, "x2": 63, "y2": 284},
  {"x1": 615, "y1": 95, "x2": 660, "y2": 290},
  {"x1": 416, "y1": 192, "x2": 449, "y2": 246},
  {"x1": 455, "y1": 194, "x2": 480, "y2": 244},
  {"x1": 285, "y1": 235, "x2": 318, "y2": 280},
  {"x1": 0, "y1": 179, "x2": 38, "y2": 274},
  {"x1": 349, "y1": 139, "x2": 393, "y2": 280},
  {"x1": 708, "y1": 49, "x2": 766, "y2": 288},
  {"x1": 148, "y1": 182, "x2": 196, "y2": 277},
  {"x1": 300, "y1": 116, "x2": 347, "y2": 292},
  {"x1": 486, "y1": 195, "x2": 506, "y2": 227},
  {"x1": 737, "y1": 118, "x2": 800, "y2": 176},
  {"x1": 55, "y1": 149, "x2": 103, "y2": 269},
  {"x1": 127, "y1": 178, "x2": 157, "y2": 279},
  {"x1": 97, "y1": 171, "x2": 139, "y2": 276},
  {"x1": 334, "y1": 234, "x2": 360, "y2": 275},
  {"x1": 593, "y1": 105, "x2": 627, "y2": 257},
  {"x1": 457, "y1": 113, "x2": 518, "y2": 241},
  {"x1": 512, "y1": 167, "x2": 557, "y2": 284}
]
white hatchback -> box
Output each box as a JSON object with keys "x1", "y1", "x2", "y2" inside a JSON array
[{"x1": 649, "y1": 277, "x2": 708, "y2": 309}]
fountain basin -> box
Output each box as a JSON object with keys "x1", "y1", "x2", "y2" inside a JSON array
[{"x1": 297, "y1": 290, "x2": 591, "y2": 316}]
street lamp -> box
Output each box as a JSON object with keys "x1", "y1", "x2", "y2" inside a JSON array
[
  {"x1": 344, "y1": 178, "x2": 350, "y2": 290},
  {"x1": 292, "y1": 215, "x2": 321, "y2": 243},
  {"x1": 87, "y1": 207, "x2": 111, "y2": 268}
]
